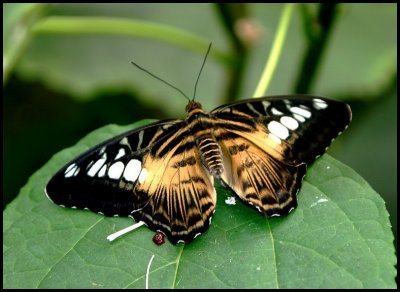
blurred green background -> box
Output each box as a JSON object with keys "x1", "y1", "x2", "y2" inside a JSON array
[{"x1": 3, "y1": 3, "x2": 396, "y2": 248}]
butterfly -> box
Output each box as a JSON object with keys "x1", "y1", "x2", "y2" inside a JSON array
[{"x1": 45, "y1": 94, "x2": 351, "y2": 244}]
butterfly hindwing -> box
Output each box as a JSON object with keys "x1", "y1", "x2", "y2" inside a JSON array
[
  {"x1": 218, "y1": 133, "x2": 306, "y2": 216},
  {"x1": 132, "y1": 133, "x2": 216, "y2": 244}
]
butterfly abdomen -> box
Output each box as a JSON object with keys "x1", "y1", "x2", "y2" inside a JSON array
[
  {"x1": 186, "y1": 102, "x2": 224, "y2": 177},
  {"x1": 196, "y1": 133, "x2": 224, "y2": 177}
]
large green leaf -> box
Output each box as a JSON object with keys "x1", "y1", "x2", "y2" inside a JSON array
[{"x1": 3, "y1": 121, "x2": 396, "y2": 288}]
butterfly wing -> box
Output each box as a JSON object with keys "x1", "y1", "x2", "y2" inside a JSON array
[
  {"x1": 131, "y1": 133, "x2": 216, "y2": 244},
  {"x1": 45, "y1": 119, "x2": 216, "y2": 244},
  {"x1": 212, "y1": 95, "x2": 351, "y2": 216},
  {"x1": 217, "y1": 133, "x2": 306, "y2": 216},
  {"x1": 45, "y1": 119, "x2": 183, "y2": 216}
]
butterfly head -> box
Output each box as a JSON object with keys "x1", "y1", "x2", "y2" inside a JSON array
[{"x1": 185, "y1": 101, "x2": 203, "y2": 114}]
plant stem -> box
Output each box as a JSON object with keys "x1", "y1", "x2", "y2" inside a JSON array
[
  {"x1": 31, "y1": 16, "x2": 232, "y2": 66},
  {"x1": 253, "y1": 3, "x2": 295, "y2": 97}
]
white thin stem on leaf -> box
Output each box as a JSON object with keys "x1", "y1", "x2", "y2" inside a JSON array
[
  {"x1": 106, "y1": 221, "x2": 145, "y2": 241},
  {"x1": 146, "y1": 255, "x2": 155, "y2": 289}
]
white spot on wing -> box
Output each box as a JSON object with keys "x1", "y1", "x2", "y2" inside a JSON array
[
  {"x1": 289, "y1": 106, "x2": 311, "y2": 118},
  {"x1": 293, "y1": 113, "x2": 306, "y2": 122},
  {"x1": 108, "y1": 161, "x2": 125, "y2": 179},
  {"x1": 87, "y1": 154, "x2": 107, "y2": 177},
  {"x1": 98, "y1": 164, "x2": 107, "y2": 177},
  {"x1": 99, "y1": 146, "x2": 106, "y2": 155},
  {"x1": 313, "y1": 98, "x2": 328, "y2": 110},
  {"x1": 137, "y1": 130, "x2": 144, "y2": 149},
  {"x1": 65, "y1": 163, "x2": 76, "y2": 174},
  {"x1": 262, "y1": 101, "x2": 271, "y2": 108},
  {"x1": 65, "y1": 163, "x2": 78, "y2": 178},
  {"x1": 280, "y1": 116, "x2": 299, "y2": 130},
  {"x1": 123, "y1": 159, "x2": 142, "y2": 182},
  {"x1": 268, "y1": 121, "x2": 289, "y2": 140},
  {"x1": 138, "y1": 168, "x2": 148, "y2": 184},
  {"x1": 86, "y1": 160, "x2": 94, "y2": 170},
  {"x1": 262, "y1": 101, "x2": 271, "y2": 111},
  {"x1": 119, "y1": 137, "x2": 129, "y2": 146},
  {"x1": 271, "y1": 107, "x2": 283, "y2": 115},
  {"x1": 162, "y1": 124, "x2": 173, "y2": 130},
  {"x1": 115, "y1": 148, "x2": 126, "y2": 160}
]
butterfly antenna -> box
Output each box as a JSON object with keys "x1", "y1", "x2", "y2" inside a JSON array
[
  {"x1": 130, "y1": 60, "x2": 191, "y2": 101},
  {"x1": 192, "y1": 43, "x2": 212, "y2": 101}
]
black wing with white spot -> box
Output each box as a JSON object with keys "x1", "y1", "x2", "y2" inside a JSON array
[
  {"x1": 211, "y1": 95, "x2": 351, "y2": 216},
  {"x1": 45, "y1": 117, "x2": 218, "y2": 245},
  {"x1": 45, "y1": 119, "x2": 183, "y2": 217},
  {"x1": 212, "y1": 95, "x2": 351, "y2": 165}
]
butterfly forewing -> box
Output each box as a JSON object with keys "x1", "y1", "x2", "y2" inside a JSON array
[
  {"x1": 45, "y1": 119, "x2": 183, "y2": 216},
  {"x1": 211, "y1": 95, "x2": 351, "y2": 216},
  {"x1": 45, "y1": 95, "x2": 351, "y2": 244},
  {"x1": 212, "y1": 95, "x2": 351, "y2": 165}
]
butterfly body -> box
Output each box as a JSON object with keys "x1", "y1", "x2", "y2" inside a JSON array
[{"x1": 46, "y1": 95, "x2": 351, "y2": 244}]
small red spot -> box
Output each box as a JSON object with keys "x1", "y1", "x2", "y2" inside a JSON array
[{"x1": 152, "y1": 232, "x2": 165, "y2": 246}]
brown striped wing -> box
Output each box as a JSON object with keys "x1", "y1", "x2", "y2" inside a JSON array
[
  {"x1": 218, "y1": 133, "x2": 306, "y2": 216},
  {"x1": 46, "y1": 120, "x2": 183, "y2": 216},
  {"x1": 46, "y1": 119, "x2": 216, "y2": 244},
  {"x1": 212, "y1": 95, "x2": 351, "y2": 216},
  {"x1": 131, "y1": 132, "x2": 216, "y2": 244}
]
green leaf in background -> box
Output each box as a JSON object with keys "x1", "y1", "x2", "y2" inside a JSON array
[{"x1": 3, "y1": 121, "x2": 396, "y2": 288}]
